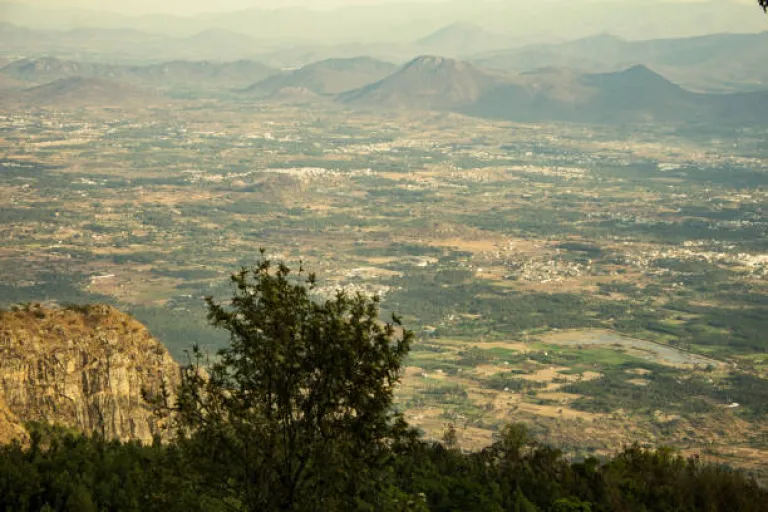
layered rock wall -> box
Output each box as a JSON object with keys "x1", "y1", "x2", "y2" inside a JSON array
[{"x1": 0, "y1": 304, "x2": 179, "y2": 443}]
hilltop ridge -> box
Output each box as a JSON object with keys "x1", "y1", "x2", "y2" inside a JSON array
[
  {"x1": 0, "y1": 56, "x2": 277, "y2": 91},
  {"x1": 2, "y1": 76, "x2": 159, "y2": 108},
  {"x1": 243, "y1": 56, "x2": 396, "y2": 96}
]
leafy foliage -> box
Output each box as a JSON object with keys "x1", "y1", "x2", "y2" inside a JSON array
[
  {"x1": 0, "y1": 425, "x2": 765, "y2": 512},
  {"x1": 0, "y1": 427, "x2": 207, "y2": 512},
  {"x1": 170, "y1": 255, "x2": 414, "y2": 510}
]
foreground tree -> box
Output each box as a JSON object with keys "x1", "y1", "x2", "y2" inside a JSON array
[
  {"x1": 173, "y1": 256, "x2": 413, "y2": 511},
  {"x1": 761, "y1": 0, "x2": 767, "y2": 12}
]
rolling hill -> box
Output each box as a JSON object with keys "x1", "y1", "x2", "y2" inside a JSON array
[
  {"x1": 0, "y1": 57, "x2": 125, "y2": 85},
  {"x1": 243, "y1": 57, "x2": 396, "y2": 96},
  {"x1": 131, "y1": 60, "x2": 276, "y2": 90},
  {"x1": 0, "y1": 57, "x2": 277, "y2": 91},
  {"x1": 3, "y1": 77, "x2": 161, "y2": 108}
]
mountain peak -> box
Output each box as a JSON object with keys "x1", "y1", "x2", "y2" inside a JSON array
[
  {"x1": 339, "y1": 55, "x2": 505, "y2": 110},
  {"x1": 587, "y1": 64, "x2": 679, "y2": 90},
  {"x1": 623, "y1": 64, "x2": 660, "y2": 76}
]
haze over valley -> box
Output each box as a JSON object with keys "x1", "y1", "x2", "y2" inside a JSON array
[{"x1": 0, "y1": 1, "x2": 767, "y2": 508}]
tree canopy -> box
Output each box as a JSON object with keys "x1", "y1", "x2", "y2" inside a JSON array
[{"x1": 172, "y1": 257, "x2": 414, "y2": 511}]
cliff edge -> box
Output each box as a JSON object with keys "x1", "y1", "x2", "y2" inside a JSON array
[{"x1": 0, "y1": 304, "x2": 179, "y2": 444}]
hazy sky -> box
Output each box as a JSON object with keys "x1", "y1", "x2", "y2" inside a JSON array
[
  {"x1": 7, "y1": 0, "x2": 456, "y2": 15},
  {"x1": 6, "y1": 0, "x2": 761, "y2": 16}
]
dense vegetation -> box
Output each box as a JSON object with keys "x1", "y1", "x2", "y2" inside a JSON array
[
  {"x1": 0, "y1": 260, "x2": 765, "y2": 511},
  {"x1": 0, "y1": 422, "x2": 765, "y2": 511}
]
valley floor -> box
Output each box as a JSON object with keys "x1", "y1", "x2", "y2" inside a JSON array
[{"x1": 1, "y1": 102, "x2": 766, "y2": 478}]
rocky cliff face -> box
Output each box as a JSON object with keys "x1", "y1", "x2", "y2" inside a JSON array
[{"x1": 0, "y1": 304, "x2": 179, "y2": 444}]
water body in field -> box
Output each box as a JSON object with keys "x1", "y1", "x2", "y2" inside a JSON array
[{"x1": 541, "y1": 330, "x2": 724, "y2": 368}]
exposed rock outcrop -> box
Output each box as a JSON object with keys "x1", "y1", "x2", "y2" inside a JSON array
[{"x1": 0, "y1": 304, "x2": 179, "y2": 444}]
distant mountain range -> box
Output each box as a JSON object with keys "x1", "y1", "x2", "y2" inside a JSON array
[
  {"x1": 3, "y1": 18, "x2": 767, "y2": 93},
  {"x1": 3, "y1": 53, "x2": 767, "y2": 125},
  {"x1": 339, "y1": 56, "x2": 768, "y2": 125},
  {"x1": 473, "y1": 31, "x2": 768, "y2": 93},
  {"x1": 0, "y1": 20, "x2": 515, "y2": 67},
  {"x1": 248, "y1": 24, "x2": 526, "y2": 69}
]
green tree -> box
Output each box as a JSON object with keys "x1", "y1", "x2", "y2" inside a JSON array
[
  {"x1": 550, "y1": 497, "x2": 592, "y2": 512},
  {"x1": 173, "y1": 256, "x2": 413, "y2": 511},
  {"x1": 65, "y1": 485, "x2": 97, "y2": 512},
  {"x1": 442, "y1": 423, "x2": 458, "y2": 449},
  {"x1": 511, "y1": 488, "x2": 539, "y2": 512}
]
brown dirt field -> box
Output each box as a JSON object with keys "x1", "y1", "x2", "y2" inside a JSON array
[
  {"x1": 402, "y1": 407, "x2": 495, "y2": 450},
  {"x1": 519, "y1": 366, "x2": 572, "y2": 382},
  {"x1": 465, "y1": 388, "x2": 498, "y2": 406},
  {"x1": 540, "y1": 329, "x2": 614, "y2": 344},
  {"x1": 653, "y1": 411, "x2": 681, "y2": 423},
  {"x1": 471, "y1": 341, "x2": 530, "y2": 352},
  {"x1": 426, "y1": 237, "x2": 503, "y2": 253},
  {"x1": 536, "y1": 392, "x2": 584, "y2": 402},
  {"x1": 472, "y1": 364, "x2": 518, "y2": 377},
  {"x1": 488, "y1": 389, "x2": 602, "y2": 423},
  {"x1": 364, "y1": 256, "x2": 399, "y2": 265},
  {"x1": 86, "y1": 270, "x2": 181, "y2": 305},
  {"x1": 130, "y1": 190, "x2": 218, "y2": 206},
  {"x1": 453, "y1": 426, "x2": 495, "y2": 451},
  {"x1": 515, "y1": 402, "x2": 601, "y2": 421}
]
